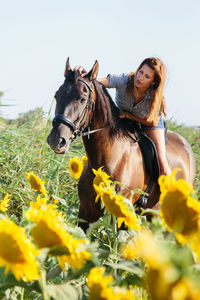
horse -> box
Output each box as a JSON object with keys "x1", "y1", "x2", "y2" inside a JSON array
[{"x1": 47, "y1": 58, "x2": 196, "y2": 232}]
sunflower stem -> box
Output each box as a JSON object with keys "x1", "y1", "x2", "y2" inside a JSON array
[
  {"x1": 20, "y1": 288, "x2": 24, "y2": 300},
  {"x1": 112, "y1": 216, "x2": 118, "y2": 277},
  {"x1": 112, "y1": 216, "x2": 118, "y2": 252},
  {"x1": 38, "y1": 267, "x2": 50, "y2": 300},
  {"x1": 192, "y1": 250, "x2": 199, "y2": 264}
]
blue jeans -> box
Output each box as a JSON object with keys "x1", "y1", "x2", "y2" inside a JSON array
[{"x1": 142, "y1": 114, "x2": 165, "y2": 130}]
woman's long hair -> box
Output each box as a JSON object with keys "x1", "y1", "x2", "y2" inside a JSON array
[{"x1": 126, "y1": 57, "x2": 166, "y2": 120}]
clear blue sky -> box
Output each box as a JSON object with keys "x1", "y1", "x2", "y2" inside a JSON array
[{"x1": 1, "y1": 0, "x2": 200, "y2": 126}]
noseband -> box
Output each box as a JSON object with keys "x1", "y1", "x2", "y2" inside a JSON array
[{"x1": 52, "y1": 78, "x2": 96, "y2": 141}]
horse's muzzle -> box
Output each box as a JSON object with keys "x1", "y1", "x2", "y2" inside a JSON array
[{"x1": 47, "y1": 134, "x2": 71, "y2": 154}]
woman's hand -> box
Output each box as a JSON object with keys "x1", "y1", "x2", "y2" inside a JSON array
[
  {"x1": 73, "y1": 66, "x2": 110, "y2": 88},
  {"x1": 73, "y1": 66, "x2": 87, "y2": 77},
  {"x1": 119, "y1": 110, "x2": 126, "y2": 119}
]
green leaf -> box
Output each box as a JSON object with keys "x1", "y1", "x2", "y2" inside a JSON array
[
  {"x1": 46, "y1": 265, "x2": 62, "y2": 281},
  {"x1": 105, "y1": 260, "x2": 145, "y2": 276},
  {"x1": 48, "y1": 245, "x2": 70, "y2": 256},
  {"x1": 46, "y1": 283, "x2": 79, "y2": 300}
]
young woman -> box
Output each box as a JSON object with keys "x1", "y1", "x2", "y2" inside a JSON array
[{"x1": 74, "y1": 57, "x2": 170, "y2": 176}]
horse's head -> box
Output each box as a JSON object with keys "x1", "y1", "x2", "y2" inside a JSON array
[{"x1": 47, "y1": 58, "x2": 99, "y2": 154}]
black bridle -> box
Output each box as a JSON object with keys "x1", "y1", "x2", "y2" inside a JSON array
[{"x1": 52, "y1": 78, "x2": 98, "y2": 142}]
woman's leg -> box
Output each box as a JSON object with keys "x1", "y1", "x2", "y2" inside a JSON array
[{"x1": 144, "y1": 128, "x2": 171, "y2": 176}]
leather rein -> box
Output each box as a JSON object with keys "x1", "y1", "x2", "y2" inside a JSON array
[{"x1": 52, "y1": 78, "x2": 109, "y2": 142}]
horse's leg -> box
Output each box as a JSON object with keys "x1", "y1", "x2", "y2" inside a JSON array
[{"x1": 78, "y1": 164, "x2": 104, "y2": 232}]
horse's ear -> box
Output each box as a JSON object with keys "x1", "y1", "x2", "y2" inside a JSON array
[
  {"x1": 86, "y1": 60, "x2": 99, "y2": 81},
  {"x1": 64, "y1": 57, "x2": 71, "y2": 77}
]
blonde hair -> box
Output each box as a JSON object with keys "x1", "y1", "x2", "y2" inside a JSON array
[{"x1": 126, "y1": 57, "x2": 166, "y2": 125}]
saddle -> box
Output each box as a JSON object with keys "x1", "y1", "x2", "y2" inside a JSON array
[{"x1": 121, "y1": 119, "x2": 168, "y2": 208}]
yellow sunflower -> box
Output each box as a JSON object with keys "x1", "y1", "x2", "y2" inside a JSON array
[
  {"x1": 26, "y1": 172, "x2": 47, "y2": 195},
  {"x1": 87, "y1": 267, "x2": 113, "y2": 300},
  {"x1": 58, "y1": 244, "x2": 92, "y2": 270},
  {"x1": 159, "y1": 169, "x2": 200, "y2": 241},
  {"x1": 146, "y1": 262, "x2": 178, "y2": 300},
  {"x1": 93, "y1": 167, "x2": 113, "y2": 201},
  {"x1": 100, "y1": 187, "x2": 140, "y2": 230},
  {"x1": 0, "y1": 217, "x2": 39, "y2": 282},
  {"x1": 103, "y1": 287, "x2": 135, "y2": 300},
  {"x1": 171, "y1": 278, "x2": 200, "y2": 300},
  {"x1": 99, "y1": 287, "x2": 115, "y2": 300},
  {"x1": 81, "y1": 155, "x2": 88, "y2": 167},
  {"x1": 123, "y1": 229, "x2": 163, "y2": 267},
  {"x1": 0, "y1": 194, "x2": 10, "y2": 212},
  {"x1": 68, "y1": 157, "x2": 83, "y2": 179},
  {"x1": 29, "y1": 194, "x2": 57, "y2": 210},
  {"x1": 26, "y1": 207, "x2": 91, "y2": 269}
]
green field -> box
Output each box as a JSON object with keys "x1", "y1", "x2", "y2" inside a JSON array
[{"x1": 0, "y1": 108, "x2": 200, "y2": 299}]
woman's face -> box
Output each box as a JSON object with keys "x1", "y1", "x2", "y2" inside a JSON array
[{"x1": 134, "y1": 64, "x2": 155, "y2": 90}]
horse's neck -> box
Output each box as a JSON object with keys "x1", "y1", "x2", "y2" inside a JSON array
[
  {"x1": 82, "y1": 128, "x2": 110, "y2": 169},
  {"x1": 83, "y1": 88, "x2": 113, "y2": 168}
]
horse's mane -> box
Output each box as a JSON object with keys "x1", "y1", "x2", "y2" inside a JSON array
[
  {"x1": 93, "y1": 80, "x2": 134, "y2": 139},
  {"x1": 93, "y1": 80, "x2": 122, "y2": 136}
]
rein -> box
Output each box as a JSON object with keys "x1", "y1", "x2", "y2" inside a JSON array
[{"x1": 52, "y1": 78, "x2": 109, "y2": 142}]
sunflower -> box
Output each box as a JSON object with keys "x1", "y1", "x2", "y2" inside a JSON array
[
  {"x1": 171, "y1": 278, "x2": 200, "y2": 300},
  {"x1": 81, "y1": 155, "x2": 88, "y2": 167},
  {"x1": 0, "y1": 194, "x2": 10, "y2": 212},
  {"x1": 0, "y1": 217, "x2": 39, "y2": 281},
  {"x1": 123, "y1": 229, "x2": 163, "y2": 267},
  {"x1": 93, "y1": 167, "x2": 113, "y2": 201},
  {"x1": 100, "y1": 187, "x2": 140, "y2": 230},
  {"x1": 105, "y1": 287, "x2": 135, "y2": 300},
  {"x1": 159, "y1": 169, "x2": 200, "y2": 239},
  {"x1": 29, "y1": 194, "x2": 57, "y2": 210},
  {"x1": 101, "y1": 287, "x2": 136, "y2": 300},
  {"x1": 68, "y1": 157, "x2": 83, "y2": 179},
  {"x1": 99, "y1": 287, "x2": 115, "y2": 300},
  {"x1": 26, "y1": 172, "x2": 47, "y2": 195},
  {"x1": 26, "y1": 207, "x2": 91, "y2": 269},
  {"x1": 87, "y1": 267, "x2": 113, "y2": 300},
  {"x1": 58, "y1": 245, "x2": 92, "y2": 270},
  {"x1": 146, "y1": 262, "x2": 178, "y2": 300}
]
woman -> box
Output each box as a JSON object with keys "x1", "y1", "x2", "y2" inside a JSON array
[{"x1": 74, "y1": 57, "x2": 170, "y2": 176}]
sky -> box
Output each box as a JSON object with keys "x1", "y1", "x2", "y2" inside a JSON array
[{"x1": 1, "y1": 0, "x2": 200, "y2": 126}]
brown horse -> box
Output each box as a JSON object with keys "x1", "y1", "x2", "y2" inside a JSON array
[{"x1": 47, "y1": 58, "x2": 196, "y2": 231}]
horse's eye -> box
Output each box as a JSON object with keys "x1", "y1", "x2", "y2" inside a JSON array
[{"x1": 80, "y1": 96, "x2": 87, "y2": 103}]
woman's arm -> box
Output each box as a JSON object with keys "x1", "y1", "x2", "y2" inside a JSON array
[
  {"x1": 119, "y1": 110, "x2": 127, "y2": 119},
  {"x1": 119, "y1": 111, "x2": 134, "y2": 120},
  {"x1": 97, "y1": 77, "x2": 109, "y2": 88}
]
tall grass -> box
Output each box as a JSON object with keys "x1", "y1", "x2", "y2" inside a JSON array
[
  {"x1": 0, "y1": 109, "x2": 85, "y2": 220},
  {"x1": 1, "y1": 109, "x2": 200, "y2": 299}
]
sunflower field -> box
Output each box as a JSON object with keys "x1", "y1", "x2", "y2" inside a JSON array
[{"x1": 0, "y1": 109, "x2": 200, "y2": 300}]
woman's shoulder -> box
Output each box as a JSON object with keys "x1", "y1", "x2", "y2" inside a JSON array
[
  {"x1": 108, "y1": 73, "x2": 129, "y2": 88},
  {"x1": 108, "y1": 72, "x2": 129, "y2": 80}
]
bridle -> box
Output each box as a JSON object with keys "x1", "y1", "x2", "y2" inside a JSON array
[{"x1": 52, "y1": 78, "x2": 109, "y2": 142}]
